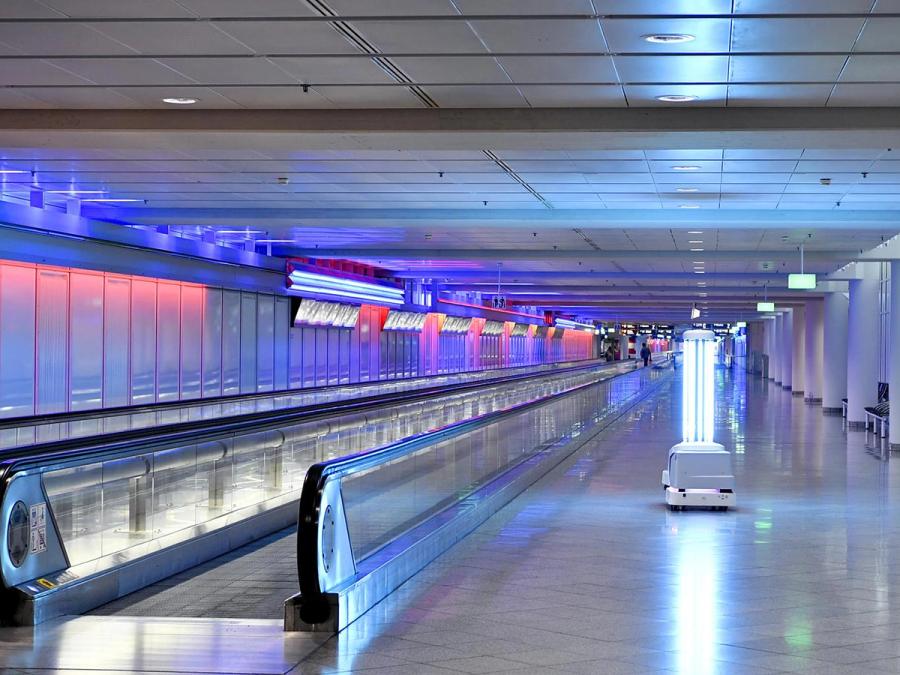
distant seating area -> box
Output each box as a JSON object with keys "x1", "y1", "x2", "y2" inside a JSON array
[{"x1": 864, "y1": 382, "x2": 890, "y2": 438}]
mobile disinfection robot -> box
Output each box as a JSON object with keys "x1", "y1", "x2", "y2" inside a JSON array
[{"x1": 661, "y1": 329, "x2": 735, "y2": 511}]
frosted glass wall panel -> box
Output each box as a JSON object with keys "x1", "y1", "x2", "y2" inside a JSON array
[
  {"x1": 202, "y1": 288, "x2": 223, "y2": 397},
  {"x1": 274, "y1": 297, "x2": 290, "y2": 391},
  {"x1": 103, "y1": 276, "x2": 130, "y2": 408},
  {"x1": 327, "y1": 328, "x2": 339, "y2": 386},
  {"x1": 239, "y1": 292, "x2": 257, "y2": 394},
  {"x1": 221, "y1": 290, "x2": 241, "y2": 396},
  {"x1": 0, "y1": 264, "x2": 35, "y2": 417},
  {"x1": 256, "y1": 294, "x2": 275, "y2": 392},
  {"x1": 179, "y1": 285, "x2": 202, "y2": 400},
  {"x1": 315, "y1": 328, "x2": 328, "y2": 387},
  {"x1": 130, "y1": 279, "x2": 157, "y2": 404},
  {"x1": 69, "y1": 272, "x2": 104, "y2": 411},
  {"x1": 36, "y1": 269, "x2": 69, "y2": 414},
  {"x1": 156, "y1": 283, "x2": 181, "y2": 402}
]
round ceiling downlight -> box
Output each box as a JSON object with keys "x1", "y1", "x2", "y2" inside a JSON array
[
  {"x1": 643, "y1": 33, "x2": 695, "y2": 44},
  {"x1": 162, "y1": 97, "x2": 198, "y2": 105},
  {"x1": 656, "y1": 94, "x2": 698, "y2": 102}
]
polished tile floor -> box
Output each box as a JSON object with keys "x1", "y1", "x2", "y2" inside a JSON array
[
  {"x1": 300, "y1": 368, "x2": 900, "y2": 675},
  {"x1": 4, "y1": 367, "x2": 900, "y2": 674}
]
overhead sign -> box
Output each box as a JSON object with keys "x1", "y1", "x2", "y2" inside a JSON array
[
  {"x1": 757, "y1": 302, "x2": 775, "y2": 312},
  {"x1": 788, "y1": 273, "x2": 817, "y2": 290}
]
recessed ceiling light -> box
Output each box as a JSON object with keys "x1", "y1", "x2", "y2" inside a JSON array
[
  {"x1": 672, "y1": 165, "x2": 702, "y2": 171},
  {"x1": 688, "y1": 230, "x2": 704, "y2": 234},
  {"x1": 694, "y1": 270, "x2": 706, "y2": 274},
  {"x1": 678, "y1": 204, "x2": 701, "y2": 209},
  {"x1": 676, "y1": 187, "x2": 700, "y2": 193},
  {"x1": 656, "y1": 94, "x2": 698, "y2": 103},
  {"x1": 690, "y1": 248, "x2": 704, "y2": 251},
  {"x1": 162, "y1": 97, "x2": 198, "y2": 105},
  {"x1": 643, "y1": 33, "x2": 695, "y2": 44}
]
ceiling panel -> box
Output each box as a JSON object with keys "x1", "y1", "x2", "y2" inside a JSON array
[
  {"x1": 468, "y1": 19, "x2": 608, "y2": 53},
  {"x1": 392, "y1": 57, "x2": 510, "y2": 84},
  {"x1": 614, "y1": 55, "x2": 729, "y2": 84},
  {"x1": 355, "y1": 20, "x2": 485, "y2": 53},
  {"x1": 731, "y1": 18, "x2": 866, "y2": 52},
  {"x1": 600, "y1": 18, "x2": 732, "y2": 53},
  {"x1": 498, "y1": 56, "x2": 619, "y2": 84},
  {"x1": 727, "y1": 84, "x2": 833, "y2": 106},
  {"x1": 517, "y1": 85, "x2": 626, "y2": 107}
]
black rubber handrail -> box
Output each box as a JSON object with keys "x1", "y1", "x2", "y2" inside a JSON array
[
  {"x1": 0, "y1": 357, "x2": 597, "y2": 431},
  {"x1": 293, "y1": 360, "x2": 647, "y2": 625}
]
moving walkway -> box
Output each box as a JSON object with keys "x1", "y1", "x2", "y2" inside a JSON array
[{"x1": 0, "y1": 358, "x2": 642, "y2": 625}]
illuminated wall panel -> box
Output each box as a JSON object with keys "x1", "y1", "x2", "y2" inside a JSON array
[
  {"x1": 36, "y1": 269, "x2": 69, "y2": 414},
  {"x1": 69, "y1": 271, "x2": 104, "y2": 411},
  {"x1": 202, "y1": 287, "x2": 223, "y2": 397},
  {"x1": 221, "y1": 289, "x2": 241, "y2": 396},
  {"x1": 103, "y1": 276, "x2": 130, "y2": 407},
  {"x1": 0, "y1": 263, "x2": 36, "y2": 417}
]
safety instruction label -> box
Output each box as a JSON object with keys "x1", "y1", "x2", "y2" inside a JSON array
[{"x1": 29, "y1": 502, "x2": 47, "y2": 555}]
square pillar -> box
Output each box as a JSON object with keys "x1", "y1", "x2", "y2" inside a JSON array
[
  {"x1": 791, "y1": 305, "x2": 805, "y2": 396},
  {"x1": 772, "y1": 313, "x2": 782, "y2": 384},
  {"x1": 780, "y1": 309, "x2": 793, "y2": 390},
  {"x1": 822, "y1": 291, "x2": 849, "y2": 414},
  {"x1": 847, "y1": 262, "x2": 880, "y2": 429},
  {"x1": 804, "y1": 299, "x2": 824, "y2": 404},
  {"x1": 890, "y1": 261, "x2": 900, "y2": 450}
]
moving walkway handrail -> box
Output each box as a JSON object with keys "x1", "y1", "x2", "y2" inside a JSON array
[
  {"x1": 0, "y1": 357, "x2": 598, "y2": 431},
  {"x1": 0, "y1": 359, "x2": 627, "y2": 500},
  {"x1": 292, "y1": 357, "x2": 652, "y2": 625}
]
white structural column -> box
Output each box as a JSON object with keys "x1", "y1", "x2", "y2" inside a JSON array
[
  {"x1": 772, "y1": 313, "x2": 783, "y2": 383},
  {"x1": 804, "y1": 299, "x2": 824, "y2": 404},
  {"x1": 890, "y1": 262, "x2": 900, "y2": 450},
  {"x1": 780, "y1": 309, "x2": 793, "y2": 390},
  {"x1": 619, "y1": 334, "x2": 630, "y2": 361},
  {"x1": 847, "y1": 262, "x2": 880, "y2": 429},
  {"x1": 791, "y1": 305, "x2": 805, "y2": 396},
  {"x1": 822, "y1": 291, "x2": 849, "y2": 414}
]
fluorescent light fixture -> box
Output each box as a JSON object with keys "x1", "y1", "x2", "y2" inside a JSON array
[
  {"x1": 288, "y1": 269, "x2": 405, "y2": 306},
  {"x1": 215, "y1": 229, "x2": 265, "y2": 235},
  {"x1": 657, "y1": 94, "x2": 698, "y2": 102},
  {"x1": 736, "y1": 321, "x2": 747, "y2": 328},
  {"x1": 678, "y1": 204, "x2": 700, "y2": 209},
  {"x1": 689, "y1": 240, "x2": 704, "y2": 244},
  {"x1": 162, "y1": 97, "x2": 198, "y2": 105},
  {"x1": 757, "y1": 301, "x2": 775, "y2": 312},
  {"x1": 0, "y1": 169, "x2": 29, "y2": 174},
  {"x1": 643, "y1": 33, "x2": 695, "y2": 44},
  {"x1": 676, "y1": 187, "x2": 700, "y2": 193},
  {"x1": 690, "y1": 248, "x2": 704, "y2": 252},
  {"x1": 672, "y1": 165, "x2": 701, "y2": 171},
  {"x1": 688, "y1": 230, "x2": 703, "y2": 234},
  {"x1": 788, "y1": 273, "x2": 816, "y2": 290},
  {"x1": 555, "y1": 318, "x2": 595, "y2": 332}
]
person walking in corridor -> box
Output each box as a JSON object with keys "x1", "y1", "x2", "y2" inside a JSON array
[{"x1": 640, "y1": 344, "x2": 652, "y2": 367}]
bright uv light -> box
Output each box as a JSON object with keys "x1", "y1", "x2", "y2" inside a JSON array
[{"x1": 682, "y1": 329, "x2": 716, "y2": 444}]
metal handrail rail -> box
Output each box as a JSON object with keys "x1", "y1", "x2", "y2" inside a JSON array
[
  {"x1": 0, "y1": 357, "x2": 598, "y2": 431},
  {"x1": 293, "y1": 358, "x2": 650, "y2": 625},
  {"x1": 0, "y1": 358, "x2": 625, "y2": 545}
]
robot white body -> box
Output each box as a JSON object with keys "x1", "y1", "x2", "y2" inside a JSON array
[
  {"x1": 662, "y1": 329, "x2": 736, "y2": 511},
  {"x1": 661, "y1": 441, "x2": 735, "y2": 510}
]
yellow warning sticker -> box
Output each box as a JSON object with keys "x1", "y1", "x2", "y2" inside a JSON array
[{"x1": 36, "y1": 578, "x2": 55, "y2": 590}]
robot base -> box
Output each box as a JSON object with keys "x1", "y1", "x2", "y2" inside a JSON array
[{"x1": 665, "y1": 486, "x2": 735, "y2": 511}]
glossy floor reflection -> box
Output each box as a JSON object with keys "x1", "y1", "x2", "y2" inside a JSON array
[{"x1": 303, "y1": 367, "x2": 900, "y2": 674}]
